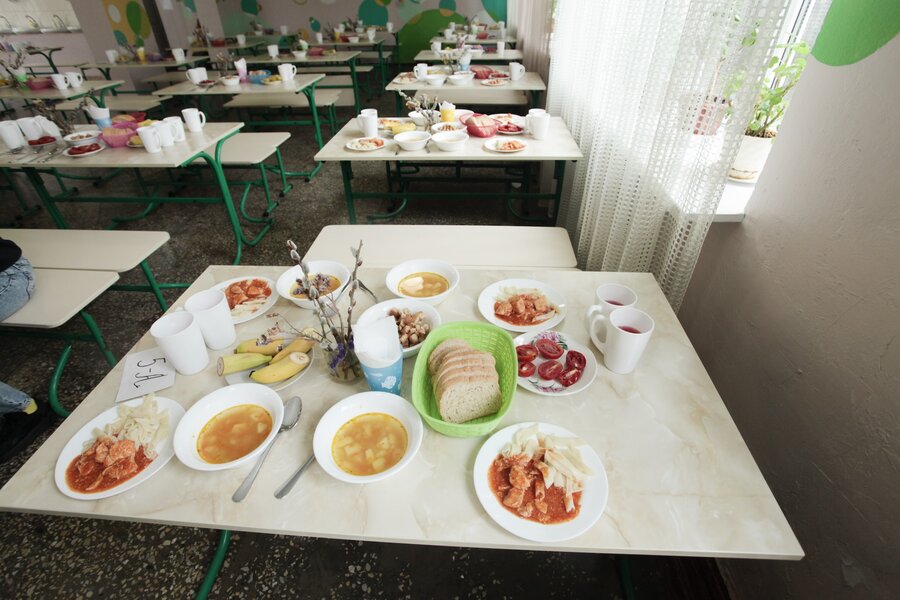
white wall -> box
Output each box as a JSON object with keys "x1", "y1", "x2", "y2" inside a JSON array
[{"x1": 679, "y1": 35, "x2": 900, "y2": 599}]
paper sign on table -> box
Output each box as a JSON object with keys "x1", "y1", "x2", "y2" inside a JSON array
[{"x1": 115, "y1": 347, "x2": 176, "y2": 403}]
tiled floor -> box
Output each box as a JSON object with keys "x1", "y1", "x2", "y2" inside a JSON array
[{"x1": 0, "y1": 92, "x2": 720, "y2": 598}]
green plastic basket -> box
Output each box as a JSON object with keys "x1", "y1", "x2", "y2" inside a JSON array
[{"x1": 411, "y1": 321, "x2": 517, "y2": 437}]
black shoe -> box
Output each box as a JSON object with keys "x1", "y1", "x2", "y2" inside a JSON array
[{"x1": 0, "y1": 400, "x2": 55, "y2": 464}]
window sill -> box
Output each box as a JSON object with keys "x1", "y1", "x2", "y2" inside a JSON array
[{"x1": 714, "y1": 179, "x2": 754, "y2": 222}]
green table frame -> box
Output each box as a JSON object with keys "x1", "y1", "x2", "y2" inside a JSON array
[{"x1": 245, "y1": 55, "x2": 362, "y2": 115}]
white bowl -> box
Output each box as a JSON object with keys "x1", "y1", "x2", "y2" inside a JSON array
[
  {"x1": 430, "y1": 121, "x2": 465, "y2": 134},
  {"x1": 291, "y1": 50, "x2": 307, "y2": 59},
  {"x1": 385, "y1": 258, "x2": 460, "y2": 306},
  {"x1": 221, "y1": 75, "x2": 241, "y2": 87},
  {"x1": 424, "y1": 74, "x2": 446, "y2": 87},
  {"x1": 432, "y1": 130, "x2": 468, "y2": 151},
  {"x1": 173, "y1": 383, "x2": 284, "y2": 472},
  {"x1": 356, "y1": 298, "x2": 441, "y2": 358},
  {"x1": 448, "y1": 72, "x2": 474, "y2": 85},
  {"x1": 468, "y1": 48, "x2": 484, "y2": 57},
  {"x1": 393, "y1": 130, "x2": 431, "y2": 151},
  {"x1": 64, "y1": 130, "x2": 101, "y2": 147},
  {"x1": 348, "y1": 36, "x2": 360, "y2": 43},
  {"x1": 276, "y1": 261, "x2": 351, "y2": 309},
  {"x1": 408, "y1": 110, "x2": 440, "y2": 126},
  {"x1": 313, "y1": 391, "x2": 424, "y2": 484}
]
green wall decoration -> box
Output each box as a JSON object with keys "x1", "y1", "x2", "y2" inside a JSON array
[
  {"x1": 359, "y1": 0, "x2": 390, "y2": 26},
  {"x1": 398, "y1": 8, "x2": 465, "y2": 62},
  {"x1": 481, "y1": 0, "x2": 506, "y2": 23},
  {"x1": 181, "y1": 0, "x2": 196, "y2": 12},
  {"x1": 104, "y1": 0, "x2": 152, "y2": 47},
  {"x1": 812, "y1": 0, "x2": 900, "y2": 66},
  {"x1": 308, "y1": 17, "x2": 321, "y2": 32},
  {"x1": 439, "y1": 0, "x2": 457, "y2": 11},
  {"x1": 241, "y1": 0, "x2": 260, "y2": 16}
]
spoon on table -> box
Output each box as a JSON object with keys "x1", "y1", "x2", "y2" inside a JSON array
[{"x1": 232, "y1": 395, "x2": 302, "y2": 502}]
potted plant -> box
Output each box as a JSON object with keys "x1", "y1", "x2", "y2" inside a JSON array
[{"x1": 730, "y1": 40, "x2": 809, "y2": 180}]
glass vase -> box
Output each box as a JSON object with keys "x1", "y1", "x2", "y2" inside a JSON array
[{"x1": 322, "y1": 340, "x2": 362, "y2": 383}]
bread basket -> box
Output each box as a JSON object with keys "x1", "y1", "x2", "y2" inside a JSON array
[{"x1": 411, "y1": 321, "x2": 516, "y2": 437}]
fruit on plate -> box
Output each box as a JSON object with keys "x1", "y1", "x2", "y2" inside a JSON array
[
  {"x1": 465, "y1": 115, "x2": 498, "y2": 138},
  {"x1": 250, "y1": 351, "x2": 310, "y2": 383},
  {"x1": 128, "y1": 135, "x2": 143, "y2": 146},
  {"x1": 217, "y1": 353, "x2": 272, "y2": 376},
  {"x1": 138, "y1": 119, "x2": 154, "y2": 127},
  {"x1": 68, "y1": 143, "x2": 101, "y2": 156},
  {"x1": 112, "y1": 114, "x2": 136, "y2": 123},
  {"x1": 262, "y1": 74, "x2": 282, "y2": 84},
  {"x1": 28, "y1": 135, "x2": 56, "y2": 145},
  {"x1": 234, "y1": 336, "x2": 288, "y2": 356},
  {"x1": 391, "y1": 122, "x2": 416, "y2": 135},
  {"x1": 270, "y1": 338, "x2": 314, "y2": 363}
]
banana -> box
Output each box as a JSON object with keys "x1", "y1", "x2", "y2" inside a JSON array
[
  {"x1": 234, "y1": 336, "x2": 288, "y2": 356},
  {"x1": 250, "y1": 352, "x2": 310, "y2": 384},
  {"x1": 217, "y1": 353, "x2": 272, "y2": 376},
  {"x1": 271, "y1": 338, "x2": 314, "y2": 363}
]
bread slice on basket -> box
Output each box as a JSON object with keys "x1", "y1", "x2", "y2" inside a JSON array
[{"x1": 428, "y1": 339, "x2": 501, "y2": 424}]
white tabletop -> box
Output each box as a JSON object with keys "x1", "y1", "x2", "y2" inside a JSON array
[
  {"x1": 243, "y1": 51, "x2": 361, "y2": 66},
  {"x1": 315, "y1": 117, "x2": 582, "y2": 163},
  {"x1": 387, "y1": 71, "x2": 545, "y2": 92},
  {"x1": 0, "y1": 79, "x2": 122, "y2": 101},
  {"x1": 0, "y1": 265, "x2": 802, "y2": 559},
  {"x1": 152, "y1": 74, "x2": 324, "y2": 97},
  {"x1": 0, "y1": 123, "x2": 243, "y2": 169},
  {"x1": 0, "y1": 268, "x2": 118, "y2": 329},
  {"x1": 77, "y1": 58, "x2": 208, "y2": 70},
  {"x1": 414, "y1": 49, "x2": 524, "y2": 63},
  {"x1": 0, "y1": 229, "x2": 170, "y2": 273}
]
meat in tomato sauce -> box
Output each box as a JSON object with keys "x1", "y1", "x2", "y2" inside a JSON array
[
  {"x1": 493, "y1": 291, "x2": 558, "y2": 327},
  {"x1": 66, "y1": 437, "x2": 154, "y2": 493},
  {"x1": 488, "y1": 453, "x2": 581, "y2": 523}
]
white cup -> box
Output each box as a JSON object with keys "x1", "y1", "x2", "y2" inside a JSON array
[
  {"x1": 315, "y1": 32, "x2": 323, "y2": 43},
  {"x1": 0, "y1": 121, "x2": 26, "y2": 150},
  {"x1": 181, "y1": 108, "x2": 206, "y2": 132},
  {"x1": 280, "y1": 25, "x2": 289, "y2": 35},
  {"x1": 414, "y1": 63, "x2": 428, "y2": 80},
  {"x1": 360, "y1": 108, "x2": 377, "y2": 118},
  {"x1": 431, "y1": 41, "x2": 442, "y2": 52},
  {"x1": 386, "y1": 22, "x2": 393, "y2": 33},
  {"x1": 277, "y1": 63, "x2": 297, "y2": 84},
  {"x1": 15, "y1": 117, "x2": 42, "y2": 141},
  {"x1": 172, "y1": 48, "x2": 186, "y2": 63},
  {"x1": 497, "y1": 41, "x2": 506, "y2": 53},
  {"x1": 150, "y1": 311, "x2": 209, "y2": 375},
  {"x1": 528, "y1": 112, "x2": 550, "y2": 140},
  {"x1": 586, "y1": 284, "x2": 638, "y2": 321},
  {"x1": 184, "y1": 289, "x2": 236, "y2": 350},
  {"x1": 186, "y1": 67, "x2": 208, "y2": 84},
  {"x1": 267, "y1": 44, "x2": 279, "y2": 58},
  {"x1": 49, "y1": 73, "x2": 68, "y2": 90},
  {"x1": 236, "y1": 34, "x2": 246, "y2": 46},
  {"x1": 136, "y1": 126, "x2": 162, "y2": 153},
  {"x1": 35, "y1": 116, "x2": 61, "y2": 138},
  {"x1": 357, "y1": 113, "x2": 378, "y2": 137},
  {"x1": 163, "y1": 116, "x2": 186, "y2": 142},
  {"x1": 337, "y1": 23, "x2": 345, "y2": 32},
  {"x1": 444, "y1": 28, "x2": 453, "y2": 39},
  {"x1": 64, "y1": 71, "x2": 83, "y2": 87},
  {"x1": 366, "y1": 28, "x2": 376, "y2": 42},
  {"x1": 153, "y1": 121, "x2": 175, "y2": 147},
  {"x1": 105, "y1": 49, "x2": 119, "y2": 64},
  {"x1": 509, "y1": 62, "x2": 525, "y2": 81},
  {"x1": 588, "y1": 307, "x2": 655, "y2": 374}
]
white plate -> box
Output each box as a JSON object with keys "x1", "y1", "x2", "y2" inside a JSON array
[
  {"x1": 481, "y1": 78, "x2": 509, "y2": 86},
  {"x1": 313, "y1": 391, "x2": 424, "y2": 484},
  {"x1": 211, "y1": 276, "x2": 277, "y2": 324},
  {"x1": 473, "y1": 422, "x2": 608, "y2": 542},
  {"x1": 497, "y1": 124, "x2": 525, "y2": 135},
  {"x1": 355, "y1": 298, "x2": 442, "y2": 358},
  {"x1": 346, "y1": 137, "x2": 388, "y2": 152},
  {"x1": 478, "y1": 278, "x2": 566, "y2": 333},
  {"x1": 483, "y1": 138, "x2": 528, "y2": 153},
  {"x1": 513, "y1": 330, "x2": 597, "y2": 396},
  {"x1": 224, "y1": 342, "x2": 316, "y2": 391},
  {"x1": 54, "y1": 397, "x2": 184, "y2": 500},
  {"x1": 489, "y1": 114, "x2": 522, "y2": 125},
  {"x1": 65, "y1": 145, "x2": 104, "y2": 158},
  {"x1": 126, "y1": 141, "x2": 143, "y2": 149}
]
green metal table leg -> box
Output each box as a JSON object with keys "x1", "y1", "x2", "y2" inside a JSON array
[
  {"x1": 340, "y1": 161, "x2": 357, "y2": 224},
  {"x1": 349, "y1": 57, "x2": 361, "y2": 115},
  {"x1": 139, "y1": 260, "x2": 168, "y2": 311},
  {"x1": 301, "y1": 81, "x2": 324, "y2": 149},
  {"x1": 48, "y1": 343, "x2": 74, "y2": 418},
  {"x1": 552, "y1": 160, "x2": 566, "y2": 225},
  {"x1": 274, "y1": 148, "x2": 293, "y2": 197},
  {"x1": 394, "y1": 92, "x2": 403, "y2": 116},
  {"x1": 23, "y1": 167, "x2": 69, "y2": 228},
  {"x1": 376, "y1": 41, "x2": 386, "y2": 90},
  {"x1": 615, "y1": 555, "x2": 636, "y2": 600},
  {"x1": 195, "y1": 529, "x2": 232, "y2": 600},
  {"x1": 80, "y1": 310, "x2": 116, "y2": 367}
]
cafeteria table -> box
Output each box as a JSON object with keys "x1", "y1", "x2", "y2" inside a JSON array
[
  {"x1": 414, "y1": 49, "x2": 525, "y2": 63},
  {"x1": 386, "y1": 70, "x2": 547, "y2": 111},
  {"x1": 0, "y1": 265, "x2": 803, "y2": 598},
  {"x1": 429, "y1": 34, "x2": 518, "y2": 47},
  {"x1": 314, "y1": 117, "x2": 582, "y2": 224},
  {"x1": 310, "y1": 39, "x2": 388, "y2": 89},
  {"x1": 0, "y1": 79, "x2": 123, "y2": 108},
  {"x1": 77, "y1": 57, "x2": 209, "y2": 81}
]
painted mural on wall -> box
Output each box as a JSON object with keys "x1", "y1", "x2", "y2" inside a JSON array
[
  {"x1": 812, "y1": 0, "x2": 900, "y2": 66},
  {"x1": 217, "y1": 0, "x2": 506, "y2": 62},
  {"x1": 103, "y1": 0, "x2": 153, "y2": 47}
]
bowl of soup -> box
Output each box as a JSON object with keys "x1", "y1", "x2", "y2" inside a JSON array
[
  {"x1": 313, "y1": 391, "x2": 424, "y2": 483},
  {"x1": 276, "y1": 261, "x2": 351, "y2": 309},
  {"x1": 385, "y1": 259, "x2": 460, "y2": 306},
  {"x1": 173, "y1": 383, "x2": 284, "y2": 471}
]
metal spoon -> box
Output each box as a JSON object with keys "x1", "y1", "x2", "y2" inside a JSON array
[
  {"x1": 232, "y1": 396, "x2": 302, "y2": 502},
  {"x1": 274, "y1": 454, "x2": 316, "y2": 499}
]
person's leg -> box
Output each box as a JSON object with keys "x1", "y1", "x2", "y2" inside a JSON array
[
  {"x1": 0, "y1": 257, "x2": 36, "y2": 322},
  {"x1": 0, "y1": 381, "x2": 36, "y2": 415}
]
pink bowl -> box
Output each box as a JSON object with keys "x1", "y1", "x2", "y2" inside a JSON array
[
  {"x1": 25, "y1": 77, "x2": 53, "y2": 90},
  {"x1": 100, "y1": 131, "x2": 132, "y2": 148},
  {"x1": 110, "y1": 120, "x2": 138, "y2": 131}
]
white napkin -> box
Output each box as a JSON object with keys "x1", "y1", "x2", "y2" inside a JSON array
[
  {"x1": 441, "y1": 100, "x2": 455, "y2": 111},
  {"x1": 85, "y1": 104, "x2": 110, "y2": 119},
  {"x1": 355, "y1": 316, "x2": 402, "y2": 369},
  {"x1": 235, "y1": 58, "x2": 247, "y2": 78}
]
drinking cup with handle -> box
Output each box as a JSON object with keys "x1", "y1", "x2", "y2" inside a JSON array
[
  {"x1": 588, "y1": 307, "x2": 655, "y2": 374},
  {"x1": 181, "y1": 108, "x2": 206, "y2": 132}
]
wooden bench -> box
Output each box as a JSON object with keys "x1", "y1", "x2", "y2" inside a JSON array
[
  {"x1": 192, "y1": 132, "x2": 294, "y2": 203},
  {"x1": 406, "y1": 89, "x2": 528, "y2": 106},
  {"x1": 303, "y1": 225, "x2": 579, "y2": 270},
  {"x1": 143, "y1": 71, "x2": 221, "y2": 85},
  {"x1": 53, "y1": 95, "x2": 171, "y2": 113},
  {"x1": 296, "y1": 65, "x2": 374, "y2": 75},
  {"x1": 223, "y1": 90, "x2": 347, "y2": 135}
]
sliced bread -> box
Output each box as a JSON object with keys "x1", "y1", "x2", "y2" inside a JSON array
[
  {"x1": 427, "y1": 338, "x2": 470, "y2": 374},
  {"x1": 437, "y1": 376, "x2": 502, "y2": 424}
]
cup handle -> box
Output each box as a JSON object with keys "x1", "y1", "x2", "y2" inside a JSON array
[
  {"x1": 198, "y1": 111, "x2": 207, "y2": 127},
  {"x1": 588, "y1": 312, "x2": 609, "y2": 355}
]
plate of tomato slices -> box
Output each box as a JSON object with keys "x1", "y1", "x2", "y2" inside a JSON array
[
  {"x1": 514, "y1": 330, "x2": 597, "y2": 396},
  {"x1": 65, "y1": 143, "x2": 104, "y2": 158}
]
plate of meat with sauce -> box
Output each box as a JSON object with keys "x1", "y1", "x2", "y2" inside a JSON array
[
  {"x1": 54, "y1": 395, "x2": 184, "y2": 500},
  {"x1": 473, "y1": 422, "x2": 608, "y2": 542},
  {"x1": 477, "y1": 278, "x2": 566, "y2": 333},
  {"x1": 211, "y1": 276, "x2": 276, "y2": 324}
]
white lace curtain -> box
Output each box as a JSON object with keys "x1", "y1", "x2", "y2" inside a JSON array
[
  {"x1": 547, "y1": 0, "x2": 795, "y2": 309},
  {"x1": 514, "y1": 0, "x2": 553, "y2": 86}
]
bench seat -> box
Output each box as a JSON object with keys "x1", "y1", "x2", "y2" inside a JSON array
[
  {"x1": 296, "y1": 65, "x2": 374, "y2": 74},
  {"x1": 405, "y1": 89, "x2": 528, "y2": 105},
  {"x1": 53, "y1": 95, "x2": 170, "y2": 112},
  {"x1": 143, "y1": 71, "x2": 221, "y2": 85},
  {"x1": 1, "y1": 268, "x2": 119, "y2": 329},
  {"x1": 223, "y1": 88, "x2": 351, "y2": 109},
  {"x1": 193, "y1": 132, "x2": 290, "y2": 166}
]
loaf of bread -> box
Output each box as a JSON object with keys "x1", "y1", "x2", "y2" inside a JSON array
[{"x1": 428, "y1": 338, "x2": 501, "y2": 424}]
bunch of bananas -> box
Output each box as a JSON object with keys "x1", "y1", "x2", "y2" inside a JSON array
[{"x1": 217, "y1": 336, "x2": 313, "y2": 384}]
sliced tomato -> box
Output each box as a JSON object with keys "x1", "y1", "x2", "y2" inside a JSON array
[
  {"x1": 516, "y1": 344, "x2": 538, "y2": 363},
  {"x1": 518, "y1": 361, "x2": 536, "y2": 377},
  {"x1": 537, "y1": 360, "x2": 563, "y2": 380},
  {"x1": 565, "y1": 350, "x2": 587, "y2": 371},
  {"x1": 535, "y1": 338, "x2": 563, "y2": 360},
  {"x1": 557, "y1": 368, "x2": 583, "y2": 387}
]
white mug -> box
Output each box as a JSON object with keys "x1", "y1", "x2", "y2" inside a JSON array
[
  {"x1": 64, "y1": 71, "x2": 83, "y2": 87},
  {"x1": 163, "y1": 116, "x2": 186, "y2": 142},
  {"x1": 280, "y1": 25, "x2": 289, "y2": 35},
  {"x1": 0, "y1": 121, "x2": 26, "y2": 150},
  {"x1": 315, "y1": 32, "x2": 324, "y2": 43},
  {"x1": 15, "y1": 117, "x2": 42, "y2": 141},
  {"x1": 357, "y1": 113, "x2": 377, "y2": 137},
  {"x1": 267, "y1": 44, "x2": 279, "y2": 58},
  {"x1": 184, "y1": 289, "x2": 236, "y2": 350},
  {"x1": 589, "y1": 307, "x2": 655, "y2": 374},
  {"x1": 277, "y1": 63, "x2": 297, "y2": 83},
  {"x1": 150, "y1": 311, "x2": 209, "y2": 375},
  {"x1": 181, "y1": 108, "x2": 206, "y2": 132},
  {"x1": 153, "y1": 121, "x2": 175, "y2": 147},
  {"x1": 497, "y1": 41, "x2": 506, "y2": 53},
  {"x1": 337, "y1": 23, "x2": 345, "y2": 32},
  {"x1": 105, "y1": 49, "x2": 119, "y2": 64},
  {"x1": 366, "y1": 29, "x2": 376, "y2": 42},
  {"x1": 414, "y1": 63, "x2": 428, "y2": 80},
  {"x1": 386, "y1": 22, "x2": 393, "y2": 33},
  {"x1": 509, "y1": 62, "x2": 525, "y2": 81},
  {"x1": 186, "y1": 67, "x2": 207, "y2": 84},
  {"x1": 136, "y1": 126, "x2": 162, "y2": 153},
  {"x1": 360, "y1": 108, "x2": 377, "y2": 118},
  {"x1": 586, "y1": 284, "x2": 638, "y2": 321},
  {"x1": 528, "y1": 112, "x2": 550, "y2": 140},
  {"x1": 49, "y1": 73, "x2": 68, "y2": 90},
  {"x1": 236, "y1": 34, "x2": 246, "y2": 46},
  {"x1": 431, "y1": 41, "x2": 442, "y2": 52},
  {"x1": 444, "y1": 28, "x2": 453, "y2": 39},
  {"x1": 172, "y1": 48, "x2": 186, "y2": 63}
]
